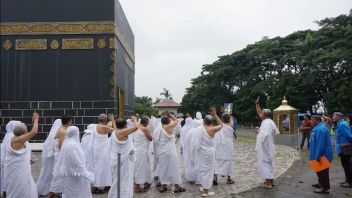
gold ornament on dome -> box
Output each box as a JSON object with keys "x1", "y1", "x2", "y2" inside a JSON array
[
  {"x1": 3, "y1": 39, "x2": 12, "y2": 50},
  {"x1": 50, "y1": 40, "x2": 59, "y2": 49},
  {"x1": 97, "y1": 39, "x2": 106, "y2": 48}
]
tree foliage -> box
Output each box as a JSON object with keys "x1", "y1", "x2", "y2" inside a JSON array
[
  {"x1": 134, "y1": 96, "x2": 158, "y2": 117},
  {"x1": 181, "y1": 13, "x2": 352, "y2": 121},
  {"x1": 160, "y1": 88, "x2": 173, "y2": 100}
]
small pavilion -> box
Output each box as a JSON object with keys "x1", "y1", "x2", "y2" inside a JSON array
[{"x1": 273, "y1": 97, "x2": 299, "y2": 134}]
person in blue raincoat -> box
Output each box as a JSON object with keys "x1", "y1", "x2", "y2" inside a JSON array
[
  {"x1": 309, "y1": 115, "x2": 333, "y2": 194},
  {"x1": 333, "y1": 112, "x2": 352, "y2": 188}
]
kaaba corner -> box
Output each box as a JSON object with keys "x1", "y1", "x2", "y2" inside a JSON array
[{"x1": 0, "y1": 0, "x2": 135, "y2": 142}]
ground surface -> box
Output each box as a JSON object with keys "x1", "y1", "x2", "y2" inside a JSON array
[{"x1": 30, "y1": 130, "x2": 299, "y2": 198}]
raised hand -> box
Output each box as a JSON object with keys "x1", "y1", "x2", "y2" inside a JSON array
[
  {"x1": 210, "y1": 106, "x2": 217, "y2": 116},
  {"x1": 256, "y1": 96, "x2": 260, "y2": 104},
  {"x1": 108, "y1": 113, "x2": 115, "y2": 121},
  {"x1": 32, "y1": 112, "x2": 39, "y2": 122},
  {"x1": 165, "y1": 110, "x2": 171, "y2": 117},
  {"x1": 131, "y1": 116, "x2": 137, "y2": 123}
]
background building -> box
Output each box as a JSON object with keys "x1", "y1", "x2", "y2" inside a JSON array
[
  {"x1": 0, "y1": 0, "x2": 135, "y2": 142},
  {"x1": 153, "y1": 99, "x2": 181, "y2": 115}
]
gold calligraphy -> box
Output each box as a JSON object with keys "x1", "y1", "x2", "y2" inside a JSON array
[
  {"x1": 15, "y1": 39, "x2": 47, "y2": 50},
  {"x1": 62, "y1": 38, "x2": 94, "y2": 49}
]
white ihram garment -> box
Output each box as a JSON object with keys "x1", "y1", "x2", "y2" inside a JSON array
[
  {"x1": 183, "y1": 127, "x2": 197, "y2": 182},
  {"x1": 215, "y1": 124, "x2": 234, "y2": 176},
  {"x1": 255, "y1": 118, "x2": 280, "y2": 179},
  {"x1": 4, "y1": 140, "x2": 37, "y2": 198},
  {"x1": 108, "y1": 132, "x2": 135, "y2": 198},
  {"x1": 156, "y1": 128, "x2": 182, "y2": 185},
  {"x1": 133, "y1": 129, "x2": 151, "y2": 185},
  {"x1": 50, "y1": 138, "x2": 64, "y2": 193},
  {"x1": 53, "y1": 126, "x2": 94, "y2": 198},
  {"x1": 92, "y1": 129, "x2": 112, "y2": 187},
  {"x1": 37, "y1": 119, "x2": 62, "y2": 195},
  {"x1": 0, "y1": 120, "x2": 20, "y2": 192},
  {"x1": 81, "y1": 124, "x2": 97, "y2": 174},
  {"x1": 180, "y1": 118, "x2": 193, "y2": 149},
  {"x1": 192, "y1": 126, "x2": 215, "y2": 189}
]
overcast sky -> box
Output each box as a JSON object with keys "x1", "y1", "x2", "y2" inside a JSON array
[{"x1": 119, "y1": 0, "x2": 350, "y2": 103}]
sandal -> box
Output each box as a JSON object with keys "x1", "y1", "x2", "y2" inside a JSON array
[
  {"x1": 144, "y1": 183, "x2": 151, "y2": 189},
  {"x1": 174, "y1": 187, "x2": 186, "y2": 193},
  {"x1": 134, "y1": 188, "x2": 147, "y2": 193},
  {"x1": 227, "y1": 179, "x2": 235, "y2": 184},
  {"x1": 156, "y1": 182, "x2": 161, "y2": 187},
  {"x1": 92, "y1": 188, "x2": 105, "y2": 194},
  {"x1": 212, "y1": 180, "x2": 218, "y2": 186},
  {"x1": 51, "y1": 194, "x2": 62, "y2": 198},
  {"x1": 159, "y1": 187, "x2": 167, "y2": 193}
]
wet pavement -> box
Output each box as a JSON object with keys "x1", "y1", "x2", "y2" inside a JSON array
[{"x1": 30, "y1": 134, "x2": 299, "y2": 198}]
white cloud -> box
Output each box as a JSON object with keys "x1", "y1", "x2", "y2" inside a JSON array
[{"x1": 119, "y1": 0, "x2": 351, "y2": 102}]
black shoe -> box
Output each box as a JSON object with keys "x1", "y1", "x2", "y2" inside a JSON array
[
  {"x1": 314, "y1": 188, "x2": 329, "y2": 194},
  {"x1": 312, "y1": 183, "x2": 321, "y2": 188},
  {"x1": 213, "y1": 180, "x2": 218, "y2": 186}
]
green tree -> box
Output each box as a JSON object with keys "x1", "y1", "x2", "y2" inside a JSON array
[
  {"x1": 134, "y1": 96, "x2": 158, "y2": 117},
  {"x1": 181, "y1": 12, "x2": 352, "y2": 123},
  {"x1": 160, "y1": 88, "x2": 173, "y2": 100}
]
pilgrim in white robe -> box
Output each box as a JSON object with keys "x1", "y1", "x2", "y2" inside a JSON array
[
  {"x1": 0, "y1": 120, "x2": 20, "y2": 193},
  {"x1": 183, "y1": 127, "x2": 197, "y2": 182},
  {"x1": 192, "y1": 126, "x2": 216, "y2": 189},
  {"x1": 37, "y1": 119, "x2": 62, "y2": 195},
  {"x1": 151, "y1": 121, "x2": 162, "y2": 177},
  {"x1": 53, "y1": 126, "x2": 94, "y2": 198},
  {"x1": 193, "y1": 112, "x2": 203, "y2": 128},
  {"x1": 81, "y1": 124, "x2": 97, "y2": 173},
  {"x1": 215, "y1": 124, "x2": 235, "y2": 176},
  {"x1": 133, "y1": 129, "x2": 151, "y2": 185},
  {"x1": 108, "y1": 131, "x2": 135, "y2": 198},
  {"x1": 255, "y1": 118, "x2": 280, "y2": 179},
  {"x1": 4, "y1": 140, "x2": 37, "y2": 198},
  {"x1": 81, "y1": 124, "x2": 112, "y2": 188},
  {"x1": 50, "y1": 137, "x2": 64, "y2": 193},
  {"x1": 180, "y1": 117, "x2": 193, "y2": 149},
  {"x1": 156, "y1": 128, "x2": 182, "y2": 185},
  {"x1": 149, "y1": 116, "x2": 157, "y2": 132},
  {"x1": 93, "y1": 128, "x2": 112, "y2": 187}
]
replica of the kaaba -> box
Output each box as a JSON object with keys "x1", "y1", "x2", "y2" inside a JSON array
[{"x1": 0, "y1": 0, "x2": 135, "y2": 142}]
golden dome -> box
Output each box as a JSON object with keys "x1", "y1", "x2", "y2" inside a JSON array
[{"x1": 273, "y1": 96, "x2": 298, "y2": 111}]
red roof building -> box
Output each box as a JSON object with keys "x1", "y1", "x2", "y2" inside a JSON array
[{"x1": 153, "y1": 99, "x2": 181, "y2": 115}]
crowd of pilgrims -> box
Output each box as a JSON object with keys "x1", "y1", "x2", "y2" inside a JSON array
[{"x1": 4, "y1": 97, "x2": 351, "y2": 197}]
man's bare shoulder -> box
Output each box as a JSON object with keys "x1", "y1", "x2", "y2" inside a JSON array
[
  {"x1": 56, "y1": 127, "x2": 67, "y2": 136},
  {"x1": 97, "y1": 124, "x2": 113, "y2": 133}
]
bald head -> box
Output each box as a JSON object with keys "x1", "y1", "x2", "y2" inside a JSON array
[
  {"x1": 98, "y1": 114, "x2": 108, "y2": 124},
  {"x1": 203, "y1": 115, "x2": 213, "y2": 126},
  {"x1": 13, "y1": 123, "x2": 27, "y2": 136},
  {"x1": 262, "y1": 109, "x2": 272, "y2": 118}
]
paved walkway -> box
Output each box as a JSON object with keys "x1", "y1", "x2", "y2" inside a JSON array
[
  {"x1": 31, "y1": 137, "x2": 299, "y2": 198},
  {"x1": 237, "y1": 151, "x2": 352, "y2": 198}
]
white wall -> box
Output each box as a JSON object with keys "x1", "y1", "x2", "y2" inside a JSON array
[{"x1": 157, "y1": 107, "x2": 178, "y2": 115}]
